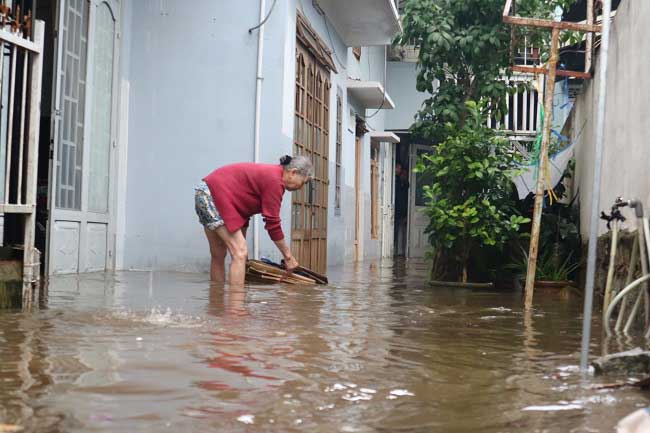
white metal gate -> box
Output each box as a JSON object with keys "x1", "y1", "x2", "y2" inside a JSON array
[
  {"x1": 0, "y1": 8, "x2": 45, "y2": 300},
  {"x1": 47, "y1": 0, "x2": 119, "y2": 274}
]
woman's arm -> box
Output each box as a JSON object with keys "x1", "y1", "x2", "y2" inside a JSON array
[
  {"x1": 261, "y1": 181, "x2": 297, "y2": 269},
  {"x1": 274, "y1": 238, "x2": 298, "y2": 271}
]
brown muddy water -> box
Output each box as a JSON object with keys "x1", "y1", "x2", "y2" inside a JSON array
[{"x1": 0, "y1": 260, "x2": 648, "y2": 433}]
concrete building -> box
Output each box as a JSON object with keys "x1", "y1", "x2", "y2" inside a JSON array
[{"x1": 0, "y1": 0, "x2": 406, "y2": 277}]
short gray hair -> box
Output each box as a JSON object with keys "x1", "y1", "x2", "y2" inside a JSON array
[{"x1": 279, "y1": 155, "x2": 313, "y2": 177}]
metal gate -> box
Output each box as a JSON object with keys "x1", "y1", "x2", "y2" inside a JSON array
[{"x1": 0, "y1": 8, "x2": 45, "y2": 302}]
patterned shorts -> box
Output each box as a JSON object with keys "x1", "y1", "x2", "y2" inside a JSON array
[{"x1": 194, "y1": 181, "x2": 225, "y2": 231}]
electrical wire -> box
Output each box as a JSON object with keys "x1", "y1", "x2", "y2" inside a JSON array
[
  {"x1": 319, "y1": 6, "x2": 347, "y2": 71},
  {"x1": 248, "y1": 0, "x2": 278, "y2": 33},
  {"x1": 364, "y1": 45, "x2": 388, "y2": 119}
]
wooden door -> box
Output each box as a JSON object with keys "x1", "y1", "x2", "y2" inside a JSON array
[
  {"x1": 292, "y1": 42, "x2": 329, "y2": 274},
  {"x1": 354, "y1": 135, "x2": 362, "y2": 261}
]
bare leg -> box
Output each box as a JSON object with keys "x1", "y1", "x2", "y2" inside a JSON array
[
  {"x1": 205, "y1": 227, "x2": 227, "y2": 282},
  {"x1": 215, "y1": 226, "x2": 248, "y2": 287}
]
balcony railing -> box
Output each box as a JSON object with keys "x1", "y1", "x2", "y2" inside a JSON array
[{"x1": 488, "y1": 73, "x2": 543, "y2": 138}]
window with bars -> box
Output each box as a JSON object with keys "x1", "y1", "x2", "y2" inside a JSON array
[
  {"x1": 335, "y1": 91, "x2": 342, "y2": 212},
  {"x1": 370, "y1": 143, "x2": 379, "y2": 240}
]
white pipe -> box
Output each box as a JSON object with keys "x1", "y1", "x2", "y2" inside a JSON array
[
  {"x1": 624, "y1": 222, "x2": 649, "y2": 334},
  {"x1": 615, "y1": 235, "x2": 638, "y2": 332},
  {"x1": 253, "y1": 0, "x2": 266, "y2": 260},
  {"x1": 580, "y1": 0, "x2": 612, "y2": 373},
  {"x1": 641, "y1": 215, "x2": 650, "y2": 327},
  {"x1": 602, "y1": 220, "x2": 619, "y2": 319},
  {"x1": 605, "y1": 274, "x2": 650, "y2": 336}
]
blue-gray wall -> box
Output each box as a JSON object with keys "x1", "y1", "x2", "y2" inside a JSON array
[
  {"x1": 385, "y1": 61, "x2": 430, "y2": 131},
  {"x1": 119, "y1": 0, "x2": 389, "y2": 271}
]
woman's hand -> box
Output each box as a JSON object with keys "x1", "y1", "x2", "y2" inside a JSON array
[
  {"x1": 274, "y1": 239, "x2": 299, "y2": 271},
  {"x1": 284, "y1": 255, "x2": 299, "y2": 272}
]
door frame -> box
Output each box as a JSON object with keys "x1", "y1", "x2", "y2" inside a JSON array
[
  {"x1": 354, "y1": 134, "x2": 362, "y2": 261},
  {"x1": 291, "y1": 31, "x2": 331, "y2": 274},
  {"x1": 380, "y1": 142, "x2": 395, "y2": 257},
  {"x1": 46, "y1": 0, "x2": 121, "y2": 274},
  {"x1": 407, "y1": 143, "x2": 432, "y2": 258},
  {"x1": 44, "y1": 0, "x2": 66, "y2": 275}
]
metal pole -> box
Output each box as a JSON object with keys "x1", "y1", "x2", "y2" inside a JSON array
[
  {"x1": 580, "y1": 0, "x2": 612, "y2": 373},
  {"x1": 252, "y1": 0, "x2": 266, "y2": 260},
  {"x1": 524, "y1": 27, "x2": 560, "y2": 310}
]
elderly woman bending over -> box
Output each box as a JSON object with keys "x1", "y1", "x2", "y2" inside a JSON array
[{"x1": 195, "y1": 155, "x2": 313, "y2": 285}]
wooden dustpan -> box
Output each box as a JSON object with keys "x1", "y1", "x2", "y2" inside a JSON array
[{"x1": 245, "y1": 259, "x2": 328, "y2": 285}]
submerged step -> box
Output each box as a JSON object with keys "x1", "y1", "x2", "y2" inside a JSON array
[
  {"x1": 0, "y1": 256, "x2": 23, "y2": 309},
  {"x1": 0, "y1": 280, "x2": 22, "y2": 309}
]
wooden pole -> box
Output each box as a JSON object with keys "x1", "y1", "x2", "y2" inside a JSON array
[
  {"x1": 524, "y1": 27, "x2": 560, "y2": 310},
  {"x1": 511, "y1": 65, "x2": 591, "y2": 79},
  {"x1": 585, "y1": 0, "x2": 594, "y2": 73},
  {"x1": 503, "y1": 15, "x2": 601, "y2": 33}
]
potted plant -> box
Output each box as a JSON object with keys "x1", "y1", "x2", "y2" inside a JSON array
[{"x1": 506, "y1": 243, "x2": 581, "y2": 288}]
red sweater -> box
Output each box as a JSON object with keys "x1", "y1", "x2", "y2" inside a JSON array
[{"x1": 203, "y1": 163, "x2": 286, "y2": 241}]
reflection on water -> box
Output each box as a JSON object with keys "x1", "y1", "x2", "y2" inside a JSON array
[{"x1": 0, "y1": 260, "x2": 649, "y2": 432}]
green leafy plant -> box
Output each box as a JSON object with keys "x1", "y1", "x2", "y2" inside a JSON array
[
  {"x1": 514, "y1": 0, "x2": 582, "y2": 61},
  {"x1": 509, "y1": 159, "x2": 582, "y2": 282},
  {"x1": 415, "y1": 102, "x2": 530, "y2": 282},
  {"x1": 507, "y1": 244, "x2": 580, "y2": 282},
  {"x1": 399, "y1": 0, "x2": 579, "y2": 282},
  {"x1": 398, "y1": 0, "x2": 517, "y2": 141},
  {"x1": 398, "y1": 0, "x2": 581, "y2": 141}
]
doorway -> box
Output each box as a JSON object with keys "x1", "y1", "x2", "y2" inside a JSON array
[
  {"x1": 379, "y1": 141, "x2": 395, "y2": 258},
  {"x1": 37, "y1": 0, "x2": 120, "y2": 275},
  {"x1": 354, "y1": 134, "x2": 361, "y2": 261},
  {"x1": 393, "y1": 141, "x2": 409, "y2": 257},
  {"x1": 407, "y1": 144, "x2": 433, "y2": 258},
  {"x1": 291, "y1": 24, "x2": 331, "y2": 275}
]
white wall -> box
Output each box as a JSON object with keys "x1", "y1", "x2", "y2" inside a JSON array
[
  {"x1": 385, "y1": 61, "x2": 431, "y2": 131},
  {"x1": 571, "y1": 0, "x2": 650, "y2": 239},
  {"x1": 122, "y1": 0, "x2": 262, "y2": 271},
  {"x1": 118, "y1": 0, "x2": 391, "y2": 271}
]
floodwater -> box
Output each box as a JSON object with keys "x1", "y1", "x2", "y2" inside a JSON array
[{"x1": 0, "y1": 260, "x2": 648, "y2": 433}]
